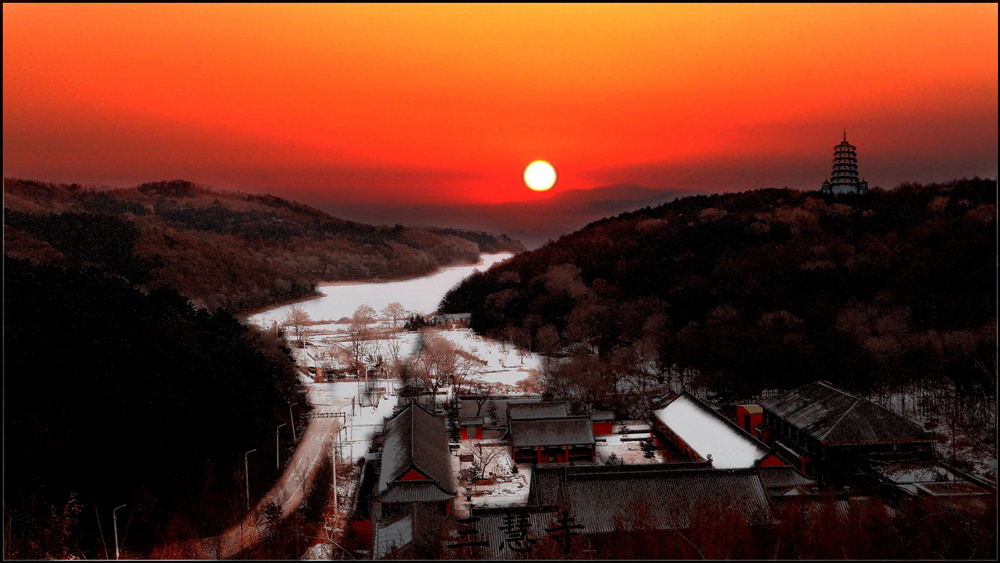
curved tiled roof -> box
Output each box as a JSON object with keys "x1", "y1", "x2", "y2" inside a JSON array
[
  {"x1": 759, "y1": 381, "x2": 932, "y2": 444},
  {"x1": 529, "y1": 464, "x2": 772, "y2": 532},
  {"x1": 376, "y1": 402, "x2": 457, "y2": 501},
  {"x1": 375, "y1": 481, "x2": 456, "y2": 503},
  {"x1": 508, "y1": 401, "x2": 569, "y2": 421},
  {"x1": 510, "y1": 416, "x2": 595, "y2": 448}
]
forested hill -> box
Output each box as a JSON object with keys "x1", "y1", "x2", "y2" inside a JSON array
[
  {"x1": 440, "y1": 178, "x2": 997, "y2": 405},
  {"x1": 3, "y1": 178, "x2": 525, "y2": 313}
]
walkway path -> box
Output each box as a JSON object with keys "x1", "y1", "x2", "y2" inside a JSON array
[{"x1": 164, "y1": 383, "x2": 352, "y2": 558}]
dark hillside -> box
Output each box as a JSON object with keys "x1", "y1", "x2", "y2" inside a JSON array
[
  {"x1": 3, "y1": 255, "x2": 303, "y2": 558},
  {"x1": 3, "y1": 178, "x2": 525, "y2": 313},
  {"x1": 440, "y1": 178, "x2": 996, "y2": 410}
]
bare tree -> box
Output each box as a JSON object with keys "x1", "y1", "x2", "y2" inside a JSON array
[
  {"x1": 407, "y1": 331, "x2": 482, "y2": 399},
  {"x1": 382, "y1": 301, "x2": 406, "y2": 329},
  {"x1": 284, "y1": 304, "x2": 310, "y2": 346},
  {"x1": 461, "y1": 441, "x2": 505, "y2": 479},
  {"x1": 470, "y1": 381, "x2": 493, "y2": 417},
  {"x1": 384, "y1": 330, "x2": 403, "y2": 376},
  {"x1": 347, "y1": 305, "x2": 376, "y2": 370},
  {"x1": 536, "y1": 324, "x2": 560, "y2": 376}
]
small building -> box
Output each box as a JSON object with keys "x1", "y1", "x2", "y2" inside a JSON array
[
  {"x1": 459, "y1": 417, "x2": 484, "y2": 440},
  {"x1": 590, "y1": 411, "x2": 615, "y2": 435},
  {"x1": 373, "y1": 501, "x2": 456, "y2": 559},
  {"x1": 509, "y1": 416, "x2": 595, "y2": 464},
  {"x1": 753, "y1": 380, "x2": 939, "y2": 484},
  {"x1": 871, "y1": 462, "x2": 993, "y2": 513},
  {"x1": 651, "y1": 392, "x2": 784, "y2": 469},
  {"x1": 427, "y1": 312, "x2": 472, "y2": 327},
  {"x1": 735, "y1": 404, "x2": 763, "y2": 434},
  {"x1": 758, "y1": 465, "x2": 818, "y2": 500},
  {"x1": 459, "y1": 394, "x2": 543, "y2": 428},
  {"x1": 373, "y1": 401, "x2": 458, "y2": 519}
]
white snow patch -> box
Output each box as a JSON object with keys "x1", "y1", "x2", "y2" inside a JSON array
[{"x1": 250, "y1": 253, "x2": 513, "y2": 326}]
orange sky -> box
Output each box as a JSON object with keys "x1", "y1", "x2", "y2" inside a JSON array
[{"x1": 3, "y1": 4, "x2": 997, "y2": 206}]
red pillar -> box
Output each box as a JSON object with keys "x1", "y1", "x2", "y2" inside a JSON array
[
  {"x1": 564, "y1": 446, "x2": 569, "y2": 462},
  {"x1": 537, "y1": 448, "x2": 543, "y2": 464}
]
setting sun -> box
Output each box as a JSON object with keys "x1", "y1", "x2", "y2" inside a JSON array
[{"x1": 524, "y1": 160, "x2": 557, "y2": 191}]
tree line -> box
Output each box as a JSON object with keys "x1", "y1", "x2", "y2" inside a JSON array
[
  {"x1": 3, "y1": 255, "x2": 303, "y2": 558},
  {"x1": 439, "y1": 178, "x2": 997, "y2": 419}
]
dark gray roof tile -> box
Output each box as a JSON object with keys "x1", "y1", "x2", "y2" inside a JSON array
[
  {"x1": 510, "y1": 417, "x2": 595, "y2": 448},
  {"x1": 377, "y1": 402, "x2": 457, "y2": 500},
  {"x1": 760, "y1": 381, "x2": 932, "y2": 444},
  {"x1": 508, "y1": 401, "x2": 570, "y2": 421},
  {"x1": 529, "y1": 464, "x2": 772, "y2": 533}
]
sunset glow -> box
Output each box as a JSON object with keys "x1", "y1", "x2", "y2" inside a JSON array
[{"x1": 3, "y1": 4, "x2": 997, "y2": 208}]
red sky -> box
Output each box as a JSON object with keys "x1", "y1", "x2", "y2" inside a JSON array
[{"x1": 3, "y1": 4, "x2": 997, "y2": 207}]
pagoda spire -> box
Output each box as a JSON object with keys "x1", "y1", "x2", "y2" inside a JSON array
[{"x1": 843, "y1": 129, "x2": 847, "y2": 142}]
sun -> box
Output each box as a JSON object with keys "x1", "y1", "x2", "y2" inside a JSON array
[{"x1": 524, "y1": 160, "x2": 557, "y2": 191}]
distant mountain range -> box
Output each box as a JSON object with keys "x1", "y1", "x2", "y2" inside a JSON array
[{"x1": 327, "y1": 184, "x2": 705, "y2": 249}]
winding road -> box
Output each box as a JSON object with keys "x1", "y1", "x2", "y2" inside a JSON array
[{"x1": 164, "y1": 383, "x2": 351, "y2": 559}]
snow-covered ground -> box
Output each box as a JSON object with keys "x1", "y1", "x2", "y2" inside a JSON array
[
  {"x1": 867, "y1": 390, "x2": 998, "y2": 484},
  {"x1": 595, "y1": 423, "x2": 667, "y2": 465},
  {"x1": 432, "y1": 327, "x2": 544, "y2": 389},
  {"x1": 251, "y1": 253, "x2": 514, "y2": 326},
  {"x1": 250, "y1": 249, "x2": 542, "y2": 391},
  {"x1": 245, "y1": 252, "x2": 553, "y2": 557}
]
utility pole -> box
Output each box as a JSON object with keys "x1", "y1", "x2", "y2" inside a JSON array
[
  {"x1": 289, "y1": 404, "x2": 297, "y2": 441},
  {"x1": 112, "y1": 504, "x2": 126, "y2": 560},
  {"x1": 332, "y1": 436, "x2": 339, "y2": 511},
  {"x1": 245, "y1": 449, "x2": 257, "y2": 511},
  {"x1": 276, "y1": 423, "x2": 287, "y2": 470}
]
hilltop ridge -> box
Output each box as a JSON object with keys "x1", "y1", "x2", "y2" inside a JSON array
[
  {"x1": 3, "y1": 178, "x2": 525, "y2": 313},
  {"x1": 440, "y1": 177, "x2": 996, "y2": 412}
]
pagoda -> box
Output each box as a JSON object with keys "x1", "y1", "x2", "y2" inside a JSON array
[{"x1": 821, "y1": 131, "x2": 868, "y2": 195}]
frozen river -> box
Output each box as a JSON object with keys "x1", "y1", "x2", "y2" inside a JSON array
[{"x1": 250, "y1": 252, "x2": 513, "y2": 326}]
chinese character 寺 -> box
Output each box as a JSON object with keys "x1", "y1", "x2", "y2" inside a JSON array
[{"x1": 545, "y1": 510, "x2": 585, "y2": 555}]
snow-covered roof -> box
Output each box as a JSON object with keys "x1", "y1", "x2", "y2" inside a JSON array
[{"x1": 653, "y1": 394, "x2": 768, "y2": 469}]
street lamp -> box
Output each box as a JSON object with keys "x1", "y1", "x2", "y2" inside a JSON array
[
  {"x1": 276, "y1": 423, "x2": 287, "y2": 470},
  {"x1": 112, "y1": 504, "x2": 126, "y2": 560},
  {"x1": 244, "y1": 448, "x2": 257, "y2": 511},
  {"x1": 288, "y1": 403, "x2": 297, "y2": 441}
]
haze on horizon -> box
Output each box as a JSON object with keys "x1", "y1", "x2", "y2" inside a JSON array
[{"x1": 3, "y1": 4, "x2": 997, "y2": 217}]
